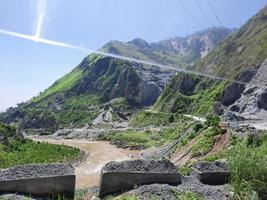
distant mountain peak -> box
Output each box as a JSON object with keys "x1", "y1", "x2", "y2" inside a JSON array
[
  {"x1": 128, "y1": 38, "x2": 150, "y2": 49},
  {"x1": 102, "y1": 27, "x2": 232, "y2": 67}
]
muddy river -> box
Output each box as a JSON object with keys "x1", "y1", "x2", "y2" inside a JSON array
[{"x1": 32, "y1": 137, "x2": 140, "y2": 189}]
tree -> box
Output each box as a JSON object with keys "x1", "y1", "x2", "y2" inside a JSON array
[{"x1": 205, "y1": 114, "x2": 220, "y2": 127}]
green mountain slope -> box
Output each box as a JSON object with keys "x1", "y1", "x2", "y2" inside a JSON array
[
  {"x1": 154, "y1": 6, "x2": 267, "y2": 117},
  {"x1": 0, "y1": 54, "x2": 174, "y2": 131},
  {"x1": 0, "y1": 27, "x2": 232, "y2": 130}
]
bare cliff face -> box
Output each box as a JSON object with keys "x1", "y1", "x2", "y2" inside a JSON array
[
  {"x1": 154, "y1": 6, "x2": 267, "y2": 119},
  {"x1": 224, "y1": 59, "x2": 267, "y2": 119},
  {"x1": 102, "y1": 27, "x2": 232, "y2": 68}
]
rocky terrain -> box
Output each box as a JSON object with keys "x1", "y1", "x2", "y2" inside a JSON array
[
  {"x1": 102, "y1": 27, "x2": 232, "y2": 68},
  {"x1": 154, "y1": 6, "x2": 267, "y2": 120},
  {"x1": 0, "y1": 164, "x2": 74, "y2": 181},
  {"x1": 226, "y1": 59, "x2": 267, "y2": 119},
  {"x1": 0, "y1": 4, "x2": 266, "y2": 200},
  {"x1": 102, "y1": 159, "x2": 177, "y2": 173}
]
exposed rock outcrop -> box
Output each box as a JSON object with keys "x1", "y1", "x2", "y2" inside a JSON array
[
  {"x1": 258, "y1": 89, "x2": 267, "y2": 110},
  {"x1": 221, "y1": 69, "x2": 257, "y2": 106},
  {"x1": 222, "y1": 59, "x2": 267, "y2": 119}
]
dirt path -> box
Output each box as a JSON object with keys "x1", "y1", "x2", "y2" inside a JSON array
[{"x1": 31, "y1": 137, "x2": 140, "y2": 189}]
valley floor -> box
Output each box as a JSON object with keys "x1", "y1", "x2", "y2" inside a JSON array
[{"x1": 29, "y1": 136, "x2": 140, "y2": 189}]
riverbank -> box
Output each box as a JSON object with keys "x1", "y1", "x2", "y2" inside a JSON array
[{"x1": 30, "y1": 136, "x2": 140, "y2": 189}]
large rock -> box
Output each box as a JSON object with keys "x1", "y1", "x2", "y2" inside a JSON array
[
  {"x1": 258, "y1": 89, "x2": 267, "y2": 110},
  {"x1": 98, "y1": 160, "x2": 181, "y2": 197},
  {"x1": 221, "y1": 69, "x2": 257, "y2": 106},
  {"x1": 0, "y1": 164, "x2": 75, "y2": 199}
]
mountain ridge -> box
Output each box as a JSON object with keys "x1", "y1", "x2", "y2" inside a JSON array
[
  {"x1": 0, "y1": 27, "x2": 232, "y2": 130},
  {"x1": 102, "y1": 27, "x2": 233, "y2": 68},
  {"x1": 154, "y1": 6, "x2": 267, "y2": 119}
]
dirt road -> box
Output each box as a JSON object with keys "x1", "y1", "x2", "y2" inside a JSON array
[{"x1": 31, "y1": 137, "x2": 139, "y2": 189}]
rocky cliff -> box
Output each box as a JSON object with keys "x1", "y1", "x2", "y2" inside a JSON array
[
  {"x1": 154, "y1": 6, "x2": 267, "y2": 119},
  {"x1": 0, "y1": 27, "x2": 231, "y2": 130},
  {"x1": 102, "y1": 27, "x2": 232, "y2": 68}
]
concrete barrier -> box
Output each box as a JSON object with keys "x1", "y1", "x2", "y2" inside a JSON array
[
  {"x1": 197, "y1": 171, "x2": 230, "y2": 185},
  {"x1": 98, "y1": 160, "x2": 181, "y2": 197},
  {"x1": 99, "y1": 171, "x2": 181, "y2": 197},
  {"x1": 0, "y1": 164, "x2": 75, "y2": 199},
  {"x1": 191, "y1": 161, "x2": 230, "y2": 185}
]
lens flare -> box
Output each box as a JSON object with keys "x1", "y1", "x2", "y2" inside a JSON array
[
  {"x1": 35, "y1": 0, "x2": 48, "y2": 38},
  {"x1": 0, "y1": 28, "x2": 263, "y2": 88}
]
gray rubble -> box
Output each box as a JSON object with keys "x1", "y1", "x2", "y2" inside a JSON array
[
  {"x1": 0, "y1": 164, "x2": 74, "y2": 181},
  {"x1": 102, "y1": 159, "x2": 178, "y2": 173},
  {"x1": 130, "y1": 175, "x2": 230, "y2": 200},
  {"x1": 192, "y1": 161, "x2": 229, "y2": 173}
]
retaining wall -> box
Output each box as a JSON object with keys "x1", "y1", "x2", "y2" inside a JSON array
[
  {"x1": 0, "y1": 164, "x2": 75, "y2": 199},
  {"x1": 99, "y1": 171, "x2": 181, "y2": 197}
]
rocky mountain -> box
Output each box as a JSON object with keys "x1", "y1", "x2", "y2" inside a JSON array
[
  {"x1": 154, "y1": 6, "x2": 267, "y2": 119},
  {"x1": 102, "y1": 27, "x2": 232, "y2": 68},
  {"x1": 0, "y1": 27, "x2": 231, "y2": 130}
]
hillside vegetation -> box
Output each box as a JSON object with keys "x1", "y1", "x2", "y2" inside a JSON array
[
  {"x1": 0, "y1": 124, "x2": 81, "y2": 168},
  {"x1": 0, "y1": 28, "x2": 232, "y2": 131},
  {"x1": 154, "y1": 6, "x2": 267, "y2": 116}
]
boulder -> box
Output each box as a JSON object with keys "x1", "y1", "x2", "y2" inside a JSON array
[
  {"x1": 230, "y1": 105, "x2": 240, "y2": 112},
  {"x1": 221, "y1": 69, "x2": 257, "y2": 106},
  {"x1": 258, "y1": 89, "x2": 267, "y2": 110}
]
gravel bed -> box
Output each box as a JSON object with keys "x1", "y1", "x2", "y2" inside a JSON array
[
  {"x1": 192, "y1": 161, "x2": 229, "y2": 172},
  {"x1": 102, "y1": 159, "x2": 178, "y2": 173},
  {"x1": 0, "y1": 164, "x2": 74, "y2": 181},
  {"x1": 0, "y1": 194, "x2": 47, "y2": 200},
  {"x1": 128, "y1": 175, "x2": 230, "y2": 200}
]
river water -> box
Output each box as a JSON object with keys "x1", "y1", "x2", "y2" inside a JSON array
[{"x1": 32, "y1": 137, "x2": 140, "y2": 189}]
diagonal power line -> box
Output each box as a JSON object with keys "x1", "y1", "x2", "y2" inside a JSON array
[
  {"x1": 206, "y1": 0, "x2": 224, "y2": 26},
  {"x1": 177, "y1": 0, "x2": 203, "y2": 29},
  {"x1": 0, "y1": 28, "x2": 265, "y2": 88},
  {"x1": 176, "y1": 0, "x2": 217, "y2": 45},
  {"x1": 194, "y1": 0, "x2": 215, "y2": 27}
]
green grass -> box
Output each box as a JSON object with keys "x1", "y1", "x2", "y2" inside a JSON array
[
  {"x1": 32, "y1": 68, "x2": 83, "y2": 102},
  {"x1": 105, "y1": 191, "x2": 204, "y2": 200},
  {"x1": 199, "y1": 133, "x2": 267, "y2": 199},
  {"x1": 105, "y1": 194, "x2": 139, "y2": 200},
  {"x1": 100, "y1": 130, "x2": 165, "y2": 148},
  {"x1": 130, "y1": 110, "x2": 185, "y2": 127},
  {"x1": 174, "y1": 191, "x2": 205, "y2": 200},
  {"x1": 203, "y1": 149, "x2": 229, "y2": 162},
  {"x1": 191, "y1": 127, "x2": 221, "y2": 157},
  {"x1": 0, "y1": 139, "x2": 81, "y2": 169},
  {"x1": 178, "y1": 165, "x2": 192, "y2": 176},
  {"x1": 229, "y1": 135, "x2": 267, "y2": 200}
]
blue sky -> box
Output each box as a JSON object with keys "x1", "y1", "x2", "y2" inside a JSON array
[{"x1": 0, "y1": 0, "x2": 266, "y2": 111}]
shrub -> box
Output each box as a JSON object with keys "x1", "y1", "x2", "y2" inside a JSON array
[
  {"x1": 205, "y1": 115, "x2": 220, "y2": 127},
  {"x1": 229, "y1": 137, "x2": 267, "y2": 199},
  {"x1": 191, "y1": 127, "x2": 219, "y2": 157},
  {"x1": 193, "y1": 123, "x2": 203, "y2": 133},
  {"x1": 179, "y1": 165, "x2": 191, "y2": 176}
]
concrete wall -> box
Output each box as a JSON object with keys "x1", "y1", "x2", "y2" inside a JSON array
[
  {"x1": 0, "y1": 175, "x2": 75, "y2": 199},
  {"x1": 197, "y1": 172, "x2": 230, "y2": 185},
  {"x1": 99, "y1": 172, "x2": 181, "y2": 197}
]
